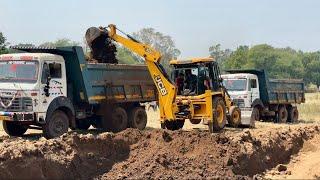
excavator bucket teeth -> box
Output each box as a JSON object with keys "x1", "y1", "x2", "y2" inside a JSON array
[{"x1": 85, "y1": 27, "x2": 117, "y2": 63}]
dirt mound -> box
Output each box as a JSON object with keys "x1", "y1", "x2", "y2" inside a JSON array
[
  {"x1": 0, "y1": 124, "x2": 318, "y2": 179},
  {"x1": 0, "y1": 131, "x2": 135, "y2": 179}
]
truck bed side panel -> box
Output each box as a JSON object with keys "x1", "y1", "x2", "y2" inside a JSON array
[
  {"x1": 85, "y1": 63, "x2": 156, "y2": 104},
  {"x1": 268, "y1": 79, "x2": 305, "y2": 104}
]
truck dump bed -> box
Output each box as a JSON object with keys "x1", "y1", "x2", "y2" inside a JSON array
[
  {"x1": 11, "y1": 46, "x2": 157, "y2": 104},
  {"x1": 226, "y1": 69, "x2": 305, "y2": 105}
]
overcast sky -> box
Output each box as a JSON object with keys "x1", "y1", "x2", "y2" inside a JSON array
[{"x1": 1, "y1": 0, "x2": 320, "y2": 57}]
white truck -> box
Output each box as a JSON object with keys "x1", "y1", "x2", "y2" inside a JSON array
[
  {"x1": 221, "y1": 69, "x2": 305, "y2": 126},
  {"x1": 0, "y1": 46, "x2": 156, "y2": 138}
]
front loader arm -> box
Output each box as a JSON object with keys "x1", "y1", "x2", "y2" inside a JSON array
[{"x1": 106, "y1": 24, "x2": 177, "y2": 121}]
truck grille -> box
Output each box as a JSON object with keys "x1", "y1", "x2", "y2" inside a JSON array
[
  {"x1": 233, "y1": 98, "x2": 245, "y2": 107},
  {"x1": 0, "y1": 97, "x2": 33, "y2": 112}
]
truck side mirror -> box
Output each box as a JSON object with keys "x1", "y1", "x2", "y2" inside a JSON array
[
  {"x1": 44, "y1": 76, "x2": 51, "y2": 97},
  {"x1": 42, "y1": 63, "x2": 51, "y2": 97}
]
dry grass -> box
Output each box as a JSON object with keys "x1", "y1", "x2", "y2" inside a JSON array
[{"x1": 297, "y1": 93, "x2": 320, "y2": 122}]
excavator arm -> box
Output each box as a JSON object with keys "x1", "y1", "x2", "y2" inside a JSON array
[{"x1": 106, "y1": 24, "x2": 177, "y2": 122}]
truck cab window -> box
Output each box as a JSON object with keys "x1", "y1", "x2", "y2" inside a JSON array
[
  {"x1": 251, "y1": 79, "x2": 257, "y2": 88},
  {"x1": 41, "y1": 63, "x2": 50, "y2": 84},
  {"x1": 49, "y1": 63, "x2": 62, "y2": 78}
]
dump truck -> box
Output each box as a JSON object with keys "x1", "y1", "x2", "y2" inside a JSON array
[
  {"x1": 221, "y1": 69, "x2": 305, "y2": 124},
  {"x1": 0, "y1": 46, "x2": 156, "y2": 138},
  {"x1": 86, "y1": 24, "x2": 241, "y2": 132}
]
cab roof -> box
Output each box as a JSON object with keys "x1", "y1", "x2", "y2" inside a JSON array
[{"x1": 170, "y1": 57, "x2": 214, "y2": 65}]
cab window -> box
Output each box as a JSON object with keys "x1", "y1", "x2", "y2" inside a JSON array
[
  {"x1": 250, "y1": 79, "x2": 257, "y2": 88},
  {"x1": 49, "y1": 63, "x2": 62, "y2": 78}
]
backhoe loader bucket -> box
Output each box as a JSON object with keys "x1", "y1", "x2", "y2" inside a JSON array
[{"x1": 85, "y1": 27, "x2": 117, "y2": 63}]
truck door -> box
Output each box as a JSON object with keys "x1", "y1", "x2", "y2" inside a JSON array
[
  {"x1": 40, "y1": 61, "x2": 66, "y2": 111},
  {"x1": 249, "y1": 78, "x2": 259, "y2": 102}
]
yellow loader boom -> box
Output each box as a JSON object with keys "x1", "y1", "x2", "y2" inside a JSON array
[
  {"x1": 85, "y1": 24, "x2": 241, "y2": 132},
  {"x1": 86, "y1": 24, "x2": 178, "y2": 122}
]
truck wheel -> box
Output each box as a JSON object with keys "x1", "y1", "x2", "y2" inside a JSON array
[
  {"x1": 76, "y1": 119, "x2": 91, "y2": 130},
  {"x1": 209, "y1": 97, "x2": 226, "y2": 132},
  {"x1": 43, "y1": 110, "x2": 69, "y2": 139},
  {"x1": 228, "y1": 106, "x2": 241, "y2": 127},
  {"x1": 3, "y1": 121, "x2": 28, "y2": 136},
  {"x1": 250, "y1": 107, "x2": 260, "y2": 128},
  {"x1": 278, "y1": 106, "x2": 288, "y2": 123},
  {"x1": 288, "y1": 106, "x2": 299, "y2": 123},
  {"x1": 128, "y1": 107, "x2": 147, "y2": 130},
  {"x1": 105, "y1": 107, "x2": 128, "y2": 133},
  {"x1": 163, "y1": 120, "x2": 184, "y2": 130}
]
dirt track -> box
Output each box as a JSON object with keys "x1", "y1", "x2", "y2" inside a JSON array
[{"x1": 0, "y1": 121, "x2": 319, "y2": 179}]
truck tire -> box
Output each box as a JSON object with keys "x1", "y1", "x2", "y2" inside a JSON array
[
  {"x1": 3, "y1": 121, "x2": 28, "y2": 136},
  {"x1": 278, "y1": 106, "x2": 288, "y2": 123},
  {"x1": 43, "y1": 110, "x2": 69, "y2": 139},
  {"x1": 209, "y1": 97, "x2": 226, "y2": 132},
  {"x1": 228, "y1": 106, "x2": 241, "y2": 127},
  {"x1": 250, "y1": 107, "x2": 259, "y2": 128},
  {"x1": 104, "y1": 107, "x2": 128, "y2": 133},
  {"x1": 128, "y1": 107, "x2": 147, "y2": 130},
  {"x1": 288, "y1": 106, "x2": 299, "y2": 123},
  {"x1": 76, "y1": 119, "x2": 91, "y2": 130},
  {"x1": 163, "y1": 120, "x2": 184, "y2": 130}
]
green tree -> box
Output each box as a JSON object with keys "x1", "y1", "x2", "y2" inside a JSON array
[
  {"x1": 0, "y1": 32, "x2": 9, "y2": 54},
  {"x1": 116, "y1": 46, "x2": 142, "y2": 64},
  {"x1": 223, "y1": 45, "x2": 249, "y2": 70},
  {"x1": 209, "y1": 44, "x2": 232, "y2": 68},
  {"x1": 132, "y1": 28, "x2": 180, "y2": 71},
  {"x1": 302, "y1": 52, "x2": 320, "y2": 86},
  {"x1": 39, "y1": 38, "x2": 79, "y2": 47}
]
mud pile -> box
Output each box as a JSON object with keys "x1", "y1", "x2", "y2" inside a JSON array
[{"x1": 0, "y1": 124, "x2": 318, "y2": 179}]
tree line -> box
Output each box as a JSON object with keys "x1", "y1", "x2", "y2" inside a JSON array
[
  {"x1": 209, "y1": 44, "x2": 320, "y2": 87},
  {"x1": 1, "y1": 30, "x2": 319, "y2": 87}
]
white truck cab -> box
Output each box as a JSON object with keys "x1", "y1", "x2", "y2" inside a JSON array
[
  {"x1": 221, "y1": 73, "x2": 259, "y2": 126},
  {"x1": 0, "y1": 53, "x2": 67, "y2": 136},
  {"x1": 222, "y1": 69, "x2": 305, "y2": 125},
  {"x1": 222, "y1": 73, "x2": 259, "y2": 109}
]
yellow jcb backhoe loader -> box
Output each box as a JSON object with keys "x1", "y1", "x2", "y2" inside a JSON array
[{"x1": 85, "y1": 24, "x2": 241, "y2": 132}]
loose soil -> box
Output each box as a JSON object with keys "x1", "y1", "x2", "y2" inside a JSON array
[{"x1": 0, "y1": 122, "x2": 319, "y2": 179}]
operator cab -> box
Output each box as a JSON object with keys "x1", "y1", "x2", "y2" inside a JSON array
[{"x1": 170, "y1": 57, "x2": 222, "y2": 95}]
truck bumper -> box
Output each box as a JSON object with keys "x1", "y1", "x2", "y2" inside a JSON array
[{"x1": 0, "y1": 112, "x2": 34, "y2": 121}]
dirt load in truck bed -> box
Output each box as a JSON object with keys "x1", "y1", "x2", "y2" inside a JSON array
[{"x1": 0, "y1": 122, "x2": 319, "y2": 179}]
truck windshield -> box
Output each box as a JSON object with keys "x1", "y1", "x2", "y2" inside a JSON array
[
  {"x1": 223, "y1": 79, "x2": 247, "y2": 91},
  {"x1": 0, "y1": 61, "x2": 39, "y2": 83}
]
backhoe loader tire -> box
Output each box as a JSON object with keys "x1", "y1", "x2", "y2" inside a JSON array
[
  {"x1": 288, "y1": 106, "x2": 299, "y2": 123},
  {"x1": 3, "y1": 121, "x2": 28, "y2": 137},
  {"x1": 128, "y1": 107, "x2": 147, "y2": 130},
  {"x1": 228, "y1": 106, "x2": 241, "y2": 127},
  {"x1": 103, "y1": 107, "x2": 128, "y2": 133},
  {"x1": 209, "y1": 97, "x2": 226, "y2": 132}
]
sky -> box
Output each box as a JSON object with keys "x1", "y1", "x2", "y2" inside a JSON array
[{"x1": 1, "y1": 0, "x2": 320, "y2": 57}]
